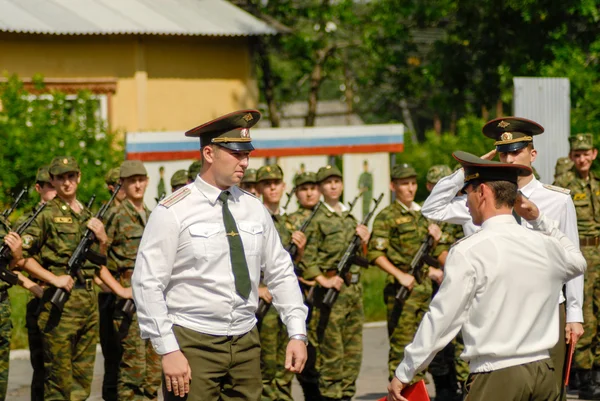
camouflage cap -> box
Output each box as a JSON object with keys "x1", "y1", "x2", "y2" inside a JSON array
[
  {"x1": 555, "y1": 157, "x2": 574, "y2": 176},
  {"x1": 426, "y1": 165, "x2": 452, "y2": 184},
  {"x1": 104, "y1": 167, "x2": 121, "y2": 186},
  {"x1": 569, "y1": 133, "x2": 593, "y2": 151},
  {"x1": 120, "y1": 160, "x2": 147, "y2": 178},
  {"x1": 35, "y1": 166, "x2": 51, "y2": 184},
  {"x1": 391, "y1": 163, "x2": 417, "y2": 180},
  {"x1": 49, "y1": 156, "x2": 80, "y2": 176},
  {"x1": 170, "y1": 169, "x2": 188, "y2": 188},
  {"x1": 295, "y1": 172, "x2": 318, "y2": 187},
  {"x1": 187, "y1": 160, "x2": 202, "y2": 181},
  {"x1": 242, "y1": 168, "x2": 258, "y2": 184},
  {"x1": 185, "y1": 110, "x2": 260, "y2": 152},
  {"x1": 316, "y1": 165, "x2": 343, "y2": 183},
  {"x1": 257, "y1": 164, "x2": 284, "y2": 182},
  {"x1": 482, "y1": 117, "x2": 544, "y2": 153}
]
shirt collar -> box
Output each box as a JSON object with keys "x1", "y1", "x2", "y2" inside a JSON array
[
  {"x1": 396, "y1": 200, "x2": 421, "y2": 212},
  {"x1": 194, "y1": 177, "x2": 241, "y2": 205},
  {"x1": 481, "y1": 214, "x2": 518, "y2": 229},
  {"x1": 519, "y1": 176, "x2": 540, "y2": 198},
  {"x1": 322, "y1": 201, "x2": 349, "y2": 214}
]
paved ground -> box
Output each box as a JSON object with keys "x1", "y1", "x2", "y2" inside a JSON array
[{"x1": 5, "y1": 323, "x2": 583, "y2": 400}]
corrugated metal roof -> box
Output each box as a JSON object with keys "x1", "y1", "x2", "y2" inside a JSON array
[{"x1": 0, "y1": 0, "x2": 277, "y2": 36}]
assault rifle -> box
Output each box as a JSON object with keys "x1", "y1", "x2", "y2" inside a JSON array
[
  {"x1": 50, "y1": 183, "x2": 122, "y2": 312},
  {"x1": 388, "y1": 234, "x2": 438, "y2": 336},
  {"x1": 0, "y1": 202, "x2": 47, "y2": 285},
  {"x1": 256, "y1": 201, "x2": 323, "y2": 321},
  {"x1": 119, "y1": 297, "x2": 137, "y2": 338},
  {"x1": 282, "y1": 189, "x2": 296, "y2": 212},
  {"x1": 347, "y1": 191, "x2": 364, "y2": 214},
  {"x1": 86, "y1": 194, "x2": 96, "y2": 210},
  {"x1": 2, "y1": 187, "x2": 27, "y2": 219},
  {"x1": 322, "y1": 193, "x2": 384, "y2": 308}
]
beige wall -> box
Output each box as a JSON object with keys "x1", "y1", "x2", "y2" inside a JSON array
[{"x1": 0, "y1": 33, "x2": 258, "y2": 132}]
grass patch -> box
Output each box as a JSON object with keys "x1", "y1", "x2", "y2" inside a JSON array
[
  {"x1": 9, "y1": 286, "x2": 29, "y2": 349},
  {"x1": 362, "y1": 267, "x2": 388, "y2": 322}
]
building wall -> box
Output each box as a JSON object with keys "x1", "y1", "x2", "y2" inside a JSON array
[{"x1": 0, "y1": 33, "x2": 258, "y2": 132}]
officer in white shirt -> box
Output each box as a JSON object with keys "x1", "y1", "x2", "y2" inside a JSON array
[
  {"x1": 131, "y1": 110, "x2": 308, "y2": 401},
  {"x1": 421, "y1": 117, "x2": 584, "y2": 395},
  {"x1": 387, "y1": 151, "x2": 586, "y2": 401}
]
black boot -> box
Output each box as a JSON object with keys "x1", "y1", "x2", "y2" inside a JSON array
[
  {"x1": 579, "y1": 369, "x2": 597, "y2": 399},
  {"x1": 567, "y1": 368, "x2": 580, "y2": 394},
  {"x1": 432, "y1": 374, "x2": 462, "y2": 401}
]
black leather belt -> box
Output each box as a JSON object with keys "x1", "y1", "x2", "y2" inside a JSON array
[
  {"x1": 580, "y1": 237, "x2": 600, "y2": 247},
  {"x1": 73, "y1": 278, "x2": 94, "y2": 291}
]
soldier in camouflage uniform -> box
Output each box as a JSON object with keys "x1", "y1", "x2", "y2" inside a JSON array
[
  {"x1": 170, "y1": 169, "x2": 188, "y2": 192},
  {"x1": 555, "y1": 156, "x2": 575, "y2": 183},
  {"x1": 425, "y1": 165, "x2": 466, "y2": 401},
  {"x1": 286, "y1": 171, "x2": 321, "y2": 401},
  {"x1": 187, "y1": 160, "x2": 202, "y2": 183},
  {"x1": 367, "y1": 163, "x2": 441, "y2": 381},
  {"x1": 302, "y1": 165, "x2": 371, "y2": 401},
  {"x1": 554, "y1": 133, "x2": 600, "y2": 399},
  {"x1": 256, "y1": 164, "x2": 307, "y2": 401},
  {"x1": 241, "y1": 167, "x2": 259, "y2": 197},
  {"x1": 19, "y1": 156, "x2": 108, "y2": 400},
  {"x1": 106, "y1": 167, "x2": 126, "y2": 206},
  {"x1": 96, "y1": 160, "x2": 161, "y2": 400},
  {"x1": 21, "y1": 166, "x2": 57, "y2": 401}
]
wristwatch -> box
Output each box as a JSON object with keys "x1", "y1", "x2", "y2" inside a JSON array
[{"x1": 290, "y1": 334, "x2": 308, "y2": 345}]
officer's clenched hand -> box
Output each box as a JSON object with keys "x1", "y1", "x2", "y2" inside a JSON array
[
  {"x1": 162, "y1": 350, "x2": 192, "y2": 397},
  {"x1": 316, "y1": 275, "x2": 344, "y2": 291},
  {"x1": 513, "y1": 193, "x2": 540, "y2": 221},
  {"x1": 87, "y1": 217, "x2": 108, "y2": 245},
  {"x1": 285, "y1": 338, "x2": 307, "y2": 373},
  {"x1": 258, "y1": 286, "x2": 273, "y2": 303},
  {"x1": 566, "y1": 322, "x2": 584, "y2": 346},
  {"x1": 52, "y1": 275, "x2": 74, "y2": 292},
  {"x1": 387, "y1": 376, "x2": 408, "y2": 401},
  {"x1": 356, "y1": 224, "x2": 370, "y2": 245}
]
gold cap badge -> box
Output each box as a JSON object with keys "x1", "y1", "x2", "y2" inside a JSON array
[
  {"x1": 498, "y1": 120, "x2": 510, "y2": 128},
  {"x1": 500, "y1": 132, "x2": 513, "y2": 141},
  {"x1": 240, "y1": 128, "x2": 250, "y2": 138},
  {"x1": 243, "y1": 113, "x2": 254, "y2": 122}
]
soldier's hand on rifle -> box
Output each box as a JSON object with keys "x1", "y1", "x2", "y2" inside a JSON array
[
  {"x1": 356, "y1": 224, "x2": 370, "y2": 245},
  {"x1": 258, "y1": 286, "x2": 273, "y2": 303},
  {"x1": 52, "y1": 275, "x2": 74, "y2": 292},
  {"x1": 291, "y1": 231, "x2": 307, "y2": 260},
  {"x1": 396, "y1": 271, "x2": 415, "y2": 291},
  {"x1": 480, "y1": 149, "x2": 497, "y2": 161},
  {"x1": 427, "y1": 224, "x2": 442, "y2": 244},
  {"x1": 513, "y1": 193, "x2": 540, "y2": 221},
  {"x1": 428, "y1": 267, "x2": 444, "y2": 285},
  {"x1": 119, "y1": 287, "x2": 133, "y2": 300},
  {"x1": 316, "y1": 275, "x2": 344, "y2": 291},
  {"x1": 87, "y1": 217, "x2": 108, "y2": 245},
  {"x1": 4, "y1": 232, "x2": 23, "y2": 264}
]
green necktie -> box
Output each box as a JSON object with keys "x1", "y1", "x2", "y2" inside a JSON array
[{"x1": 219, "y1": 191, "x2": 251, "y2": 299}]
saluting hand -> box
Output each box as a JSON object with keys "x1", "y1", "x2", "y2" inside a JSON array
[
  {"x1": 480, "y1": 149, "x2": 497, "y2": 161},
  {"x1": 513, "y1": 193, "x2": 540, "y2": 221},
  {"x1": 163, "y1": 350, "x2": 192, "y2": 398},
  {"x1": 387, "y1": 376, "x2": 409, "y2": 401}
]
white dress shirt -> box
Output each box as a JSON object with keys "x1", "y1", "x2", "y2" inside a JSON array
[
  {"x1": 421, "y1": 169, "x2": 583, "y2": 322},
  {"x1": 132, "y1": 177, "x2": 308, "y2": 355},
  {"x1": 395, "y1": 214, "x2": 586, "y2": 383}
]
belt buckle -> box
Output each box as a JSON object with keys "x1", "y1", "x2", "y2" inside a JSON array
[
  {"x1": 350, "y1": 273, "x2": 359, "y2": 284},
  {"x1": 85, "y1": 278, "x2": 93, "y2": 291}
]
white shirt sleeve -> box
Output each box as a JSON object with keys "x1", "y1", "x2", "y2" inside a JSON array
[
  {"x1": 260, "y1": 207, "x2": 308, "y2": 337},
  {"x1": 132, "y1": 206, "x2": 181, "y2": 355},
  {"x1": 558, "y1": 197, "x2": 584, "y2": 323},
  {"x1": 421, "y1": 170, "x2": 472, "y2": 226},
  {"x1": 395, "y1": 248, "x2": 476, "y2": 383}
]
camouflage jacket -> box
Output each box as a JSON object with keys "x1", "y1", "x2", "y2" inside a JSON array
[
  {"x1": 21, "y1": 197, "x2": 100, "y2": 277},
  {"x1": 0, "y1": 217, "x2": 11, "y2": 292},
  {"x1": 105, "y1": 200, "x2": 150, "y2": 276},
  {"x1": 286, "y1": 207, "x2": 312, "y2": 231},
  {"x1": 367, "y1": 201, "x2": 430, "y2": 274},
  {"x1": 432, "y1": 222, "x2": 464, "y2": 259},
  {"x1": 302, "y1": 203, "x2": 361, "y2": 280},
  {"x1": 271, "y1": 212, "x2": 292, "y2": 248},
  {"x1": 554, "y1": 169, "x2": 600, "y2": 238}
]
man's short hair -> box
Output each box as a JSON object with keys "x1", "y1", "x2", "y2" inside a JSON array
[{"x1": 471, "y1": 180, "x2": 518, "y2": 209}]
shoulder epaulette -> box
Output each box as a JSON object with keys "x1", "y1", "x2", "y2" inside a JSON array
[
  {"x1": 160, "y1": 187, "x2": 191, "y2": 208},
  {"x1": 451, "y1": 229, "x2": 482, "y2": 248},
  {"x1": 543, "y1": 184, "x2": 571, "y2": 195},
  {"x1": 238, "y1": 188, "x2": 257, "y2": 198}
]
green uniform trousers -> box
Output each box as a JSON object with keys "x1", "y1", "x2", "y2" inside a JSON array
[
  {"x1": 575, "y1": 245, "x2": 600, "y2": 370},
  {"x1": 548, "y1": 303, "x2": 566, "y2": 400},
  {"x1": 165, "y1": 324, "x2": 262, "y2": 401},
  {"x1": 385, "y1": 279, "x2": 432, "y2": 381},
  {"x1": 98, "y1": 292, "x2": 121, "y2": 401},
  {"x1": 38, "y1": 287, "x2": 98, "y2": 401},
  {"x1": 0, "y1": 295, "x2": 11, "y2": 401},
  {"x1": 463, "y1": 359, "x2": 558, "y2": 401},
  {"x1": 258, "y1": 306, "x2": 293, "y2": 401},
  {"x1": 310, "y1": 283, "x2": 363, "y2": 400},
  {"x1": 114, "y1": 309, "x2": 161, "y2": 400}
]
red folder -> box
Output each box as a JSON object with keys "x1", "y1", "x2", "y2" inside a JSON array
[
  {"x1": 564, "y1": 337, "x2": 575, "y2": 386},
  {"x1": 377, "y1": 380, "x2": 430, "y2": 401}
]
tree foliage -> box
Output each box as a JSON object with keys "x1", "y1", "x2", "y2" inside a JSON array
[{"x1": 0, "y1": 74, "x2": 123, "y2": 212}]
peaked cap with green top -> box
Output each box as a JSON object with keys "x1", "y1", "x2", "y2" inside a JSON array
[{"x1": 185, "y1": 109, "x2": 261, "y2": 152}]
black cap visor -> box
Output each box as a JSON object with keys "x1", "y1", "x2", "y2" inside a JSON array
[
  {"x1": 496, "y1": 141, "x2": 529, "y2": 153},
  {"x1": 215, "y1": 142, "x2": 255, "y2": 152}
]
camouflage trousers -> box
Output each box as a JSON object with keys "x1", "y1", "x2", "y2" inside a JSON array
[
  {"x1": 258, "y1": 306, "x2": 294, "y2": 401},
  {"x1": 114, "y1": 308, "x2": 162, "y2": 400},
  {"x1": 38, "y1": 287, "x2": 98, "y2": 401},
  {"x1": 310, "y1": 283, "x2": 364, "y2": 400},
  {"x1": 26, "y1": 295, "x2": 44, "y2": 401},
  {"x1": 0, "y1": 294, "x2": 11, "y2": 401},
  {"x1": 385, "y1": 279, "x2": 432, "y2": 381},
  {"x1": 574, "y1": 245, "x2": 600, "y2": 370}
]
